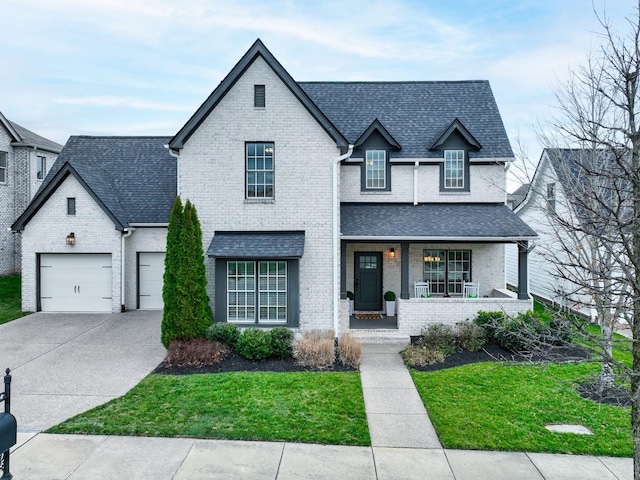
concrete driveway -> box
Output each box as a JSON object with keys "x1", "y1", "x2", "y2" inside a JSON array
[{"x1": 0, "y1": 310, "x2": 166, "y2": 432}]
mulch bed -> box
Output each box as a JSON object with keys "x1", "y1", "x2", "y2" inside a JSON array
[{"x1": 154, "y1": 350, "x2": 357, "y2": 375}]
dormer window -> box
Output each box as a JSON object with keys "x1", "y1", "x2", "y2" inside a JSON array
[
  {"x1": 444, "y1": 150, "x2": 465, "y2": 189},
  {"x1": 365, "y1": 150, "x2": 387, "y2": 189}
]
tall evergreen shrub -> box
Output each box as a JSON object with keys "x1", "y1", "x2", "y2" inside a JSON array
[
  {"x1": 175, "y1": 200, "x2": 213, "y2": 339},
  {"x1": 161, "y1": 196, "x2": 183, "y2": 348}
]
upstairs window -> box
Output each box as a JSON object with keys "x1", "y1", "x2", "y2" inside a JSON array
[
  {"x1": 37, "y1": 155, "x2": 46, "y2": 180},
  {"x1": 67, "y1": 197, "x2": 76, "y2": 215},
  {"x1": 0, "y1": 152, "x2": 6, "y2": 184},
  {"x1": 444, "y1": 150, "x2": 465, "y2": 189},
  {"x1": 246, "y1": 143, "x2": 274, "y2": 199},
  {"x1": 546, "y1": 183, "x2": 556, "y2": 213},
  {"x1": 254, "y1": 85, "x2": 265, "y2": 108},
  {"x1": 365, "y1": 150, "x2": 387, "y2": 189}
]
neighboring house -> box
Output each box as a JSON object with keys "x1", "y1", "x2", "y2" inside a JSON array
[
  {"x1": 12, "y1": 39, "x2": 537, "y2": 338},
  {"x1": 0, "y1": 111, "x2": 62, "y2": 276},
  {"x1": 506, "y1": 148, "x2": 605, "y2": 318},
  {"x1": 507, "y1": 183, "x2": 529, "y2": 210}
]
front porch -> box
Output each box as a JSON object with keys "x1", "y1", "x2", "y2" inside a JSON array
[{"x1": 343, "y1": 289, "x2": 531, "y2": 337}]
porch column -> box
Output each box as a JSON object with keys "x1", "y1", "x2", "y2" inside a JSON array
[
  {"x1": 401, "y1": 242, "x2": 410, "y2": 299},
  {"x1": 340, "y1": 240, "x2": 347, "y2": 299},
  {"x1": 517, "y1": 241, "x2": 529, "y2": 300}
]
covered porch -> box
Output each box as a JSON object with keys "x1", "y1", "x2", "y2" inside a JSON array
[{"x1": 339, "y1": 203, "x2": 537, "y2": 337}]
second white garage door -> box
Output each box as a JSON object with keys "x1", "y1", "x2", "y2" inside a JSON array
[
  {"x1": 138, "y1": 252, "x2": 166, "y2": 309},
  {"x1": 40, "y1": 253, "x2": 113, "y2": 312}
]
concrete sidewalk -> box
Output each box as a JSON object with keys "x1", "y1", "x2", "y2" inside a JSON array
[{"x1": 9, "y1": 433, "x2": 633, "y2": 479}]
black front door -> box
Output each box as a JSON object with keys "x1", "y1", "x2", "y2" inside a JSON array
[{"x1": 354, "y1": 252, "x2": 382, "y2": 311}]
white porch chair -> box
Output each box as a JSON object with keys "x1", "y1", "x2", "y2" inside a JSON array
[
  {"x1": 463, "y1": 282, "x2": 480, "y2": 298},
  {"x1": 414, "y1": 281, "x2": 430, "y2": 298}
]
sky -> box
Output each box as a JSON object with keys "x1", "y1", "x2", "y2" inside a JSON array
[{"x1": 1, "y1": 0, "x2": 636, "y2": 188}]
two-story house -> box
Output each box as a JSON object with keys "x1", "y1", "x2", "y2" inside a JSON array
[
  {"x1": 12, "y1": 40, "x2": 536, "y2": 338},
  {"x1": 0, "y1": 111, "x2": 62, "y2": 276}
]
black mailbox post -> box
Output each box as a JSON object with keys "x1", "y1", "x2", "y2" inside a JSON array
[{"x1": 0, "y1": 368, "x2": 15, "y2": 480}]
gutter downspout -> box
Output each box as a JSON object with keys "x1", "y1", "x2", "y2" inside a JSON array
[
  {"x1": 333, "y1": 145, "x2": 354, "y2": 337},
  {"x1": 413, "y1": 160, "x2": 419, "y2": 206},
  {"x1": 164, "y1": 145, "x2": 180, "y2": 196},
  {"x1": 121, "y1": 228, "x2": 135, "y2": 312}
]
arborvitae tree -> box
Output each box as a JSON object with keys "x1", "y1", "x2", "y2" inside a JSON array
[
  {"x1": 175, "y1": 200, "x2": 213, "y2": 340},
  {"x1": 161, "y1": 196, "x2": 183, "y2": 348}
]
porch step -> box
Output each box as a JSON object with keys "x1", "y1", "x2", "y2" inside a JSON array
[{"x1": 348, "y1": 329, "x2": 410, "y2": 344}]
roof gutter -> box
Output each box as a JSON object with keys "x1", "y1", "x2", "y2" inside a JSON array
[
  {"x1": 340, "y1": 235, "x2": 538, "y2": 242},
  {"x1": 333, "y1": 145, "x2": 354, "y2": 337}
]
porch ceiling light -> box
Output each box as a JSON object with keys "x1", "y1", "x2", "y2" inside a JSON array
[
  {"x1": 389, "y1": 248, "x2": 395, "y2": 258},
  {"x1": 66, "y1": 232, "x2": 75, "y2": 246}
]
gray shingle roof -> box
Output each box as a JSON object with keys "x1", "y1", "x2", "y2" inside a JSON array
[
  {"x1": 299, "y1": 81, "x2": 513, "y2": 159},
  {"x1": 508, "y1": 183, "x2": 530, "y2": 209},
  {"x1": 207, "y1": 231, "x2": 305, "y2": 258},
  {"x1": 8, "y1": 120, "x2": 63, "y2": 152},
  {"x1": 15, "y1": 136, "x2": 175, "y2": 229},
  {"x1": 341, "y1": 203, "x2": 537, "y2": 240}
]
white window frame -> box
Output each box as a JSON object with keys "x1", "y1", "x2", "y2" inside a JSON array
[
  {"x1": 227, "y1": 260, "x2": 287, "y2": 324},
  {"x1": 246, "y1": 143, "x2": 274, "y2": 199},
  {"x1": 546, "y1": 182, "x2": 556, "y2": 213},
  {"x1": 444, "y1": 150, "x2": 465, "y2": 189},
  {"x1": 37, "y1": 155, "x2": 46, "y2": 180},
  {"x1": 365, "y1": 150, "x2": 386, "y2": 189}
]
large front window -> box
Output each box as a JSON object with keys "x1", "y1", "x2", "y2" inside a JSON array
[
  {"x1": 423, "y1": 249, "x2": 471, "y2": 295},
  {"x1": 365, "y1": 150, "x2": 386, "y2": 189},
  {"x1": 246, "y1": 143, "x2": 274, "y2": 199},
  {"x1": 227, "y1": 260, "x2": 287, "y2": 323},
  {"x1": 444, "y1": 150, "x2": 464, "y2": 189}
]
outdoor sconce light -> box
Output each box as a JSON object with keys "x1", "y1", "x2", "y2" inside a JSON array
[
  {"x1": 66, "y1": 232, "x2": 75, "y2": 246},
  {"x1": 389, "y1": 248, "x2": 395, "y2": 258}
]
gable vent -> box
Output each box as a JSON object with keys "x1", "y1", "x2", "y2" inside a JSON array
[{"x1": 254, "y1": 85, "x2": 265, "y2": 108}]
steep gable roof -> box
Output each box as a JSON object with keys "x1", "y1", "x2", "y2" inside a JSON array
[
  {"x1": 354, "y1": 118, "x2": 401, "y2": 150},
  {"x1": 12, "y1": 136, "x2": 175, "y2": 231},
  {"x1": 431, "y1": 118, "x2": 482, "y2": 150},
  {"x1": 169, "y1": 39, "x2": 348, "y2": 150},
  {"x1": 299, "y1": 81, "x2": 512, "y2": 160}
]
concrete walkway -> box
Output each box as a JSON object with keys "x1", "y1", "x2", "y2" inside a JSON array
[{"x1": 3, "y1": 331, "x2": 634, "y2": 479}]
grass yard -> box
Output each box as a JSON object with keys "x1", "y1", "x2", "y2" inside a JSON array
[
  {"x1": 411, "y1": 361, "x2": 631, "y2": 457},
  {"x1": 48, "y1": 371, "x2": 370, "y2": 446},
  {"x1": 0, "y1": 274, "x2": 29, "y2": 325}
]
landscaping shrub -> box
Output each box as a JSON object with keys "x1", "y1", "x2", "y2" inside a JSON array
[
  {"x1": 269, "y1": 326, "x2": 294, "y2": 358},
  {"x1": 472, "y1": 311, "x2": 505, "y2": 341},
  {"x1": 456, "y1": 321, "x2": 486, "y2": 352},
  {"x1": 493, "y1": 312, "x2": 542, "y2": 352},
  {"x1": 384, "y1": 291, "x2": 396, "y2": 301},
  {"x1": 165, "y1": 338, "x2": 229, "y2": 367},
  {"x1": 236, "y1": 327, "x2": 273, "y2": 360},
  {"x1": 206, "y1": 322, "x2": 240, "y2": 348},
  {"x1": 419, "y1": 323, "x2": 456, "y2": 356},
  {"x1": 338, "y1": 333, "x2": 361, "y2": 368},
  {"x1": 293, "y1": 329, "x2": 335, "y2": 369},
  {"x1": 400, "y1": 344, "x2": 446, "y2": 367}
]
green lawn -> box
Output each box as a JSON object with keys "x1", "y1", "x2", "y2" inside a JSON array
[
  {"x1": 411, "y1": 361, "x2": 631, "y2": 457},
  {"x1": 48, "y1": 371, "x2": 370, "y2": 446},
  {"x1": 0, "y1": 274, "x2": 29, "y2": 325}
]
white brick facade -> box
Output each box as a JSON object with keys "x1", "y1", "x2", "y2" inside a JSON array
[
  {"x1": 20, "y1": 175, "x2": 122, "y2": 312},
  {"x1": 0, "y1": 120, "x2": 58, "y2": 276},
  {"x1": 179, "y1": 57, "x2": 340, "y2": 331}
]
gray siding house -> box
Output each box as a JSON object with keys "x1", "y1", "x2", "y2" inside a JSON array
[
  {"x1": 0, "y1": 111, "x2": 62, "y2": 275},
  {"x1": 13, "y1": 40, "x2": 536, "y2": 338}
]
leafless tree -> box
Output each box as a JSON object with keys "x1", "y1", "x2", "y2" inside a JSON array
[{"x1": 523, "y1": 2, "x2": 640, "y2": 475}]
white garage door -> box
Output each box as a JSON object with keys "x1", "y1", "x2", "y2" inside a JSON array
[
  {"x1": 40, "y1": 254, "x2": 112, "y2": 312},
  {"x1": 138, "y1": 252, "x2": 166, "y2": 310}
]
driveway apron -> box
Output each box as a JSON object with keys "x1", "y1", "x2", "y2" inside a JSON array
[{"x1": 0, "y1": 310, "x2": 166, "y2": 431}]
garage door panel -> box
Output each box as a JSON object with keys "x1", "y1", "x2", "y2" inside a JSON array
[
  {"x1": 40, "y1": 254, "x2": 112, "y2": 312},
  {"x1": 139, "y1": 252, "x2": 165, "y2": 310}
]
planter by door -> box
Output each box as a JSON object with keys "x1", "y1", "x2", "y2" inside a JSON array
[{"x1": 386, "y1": 300, "x2": 396, "y2": 317}]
